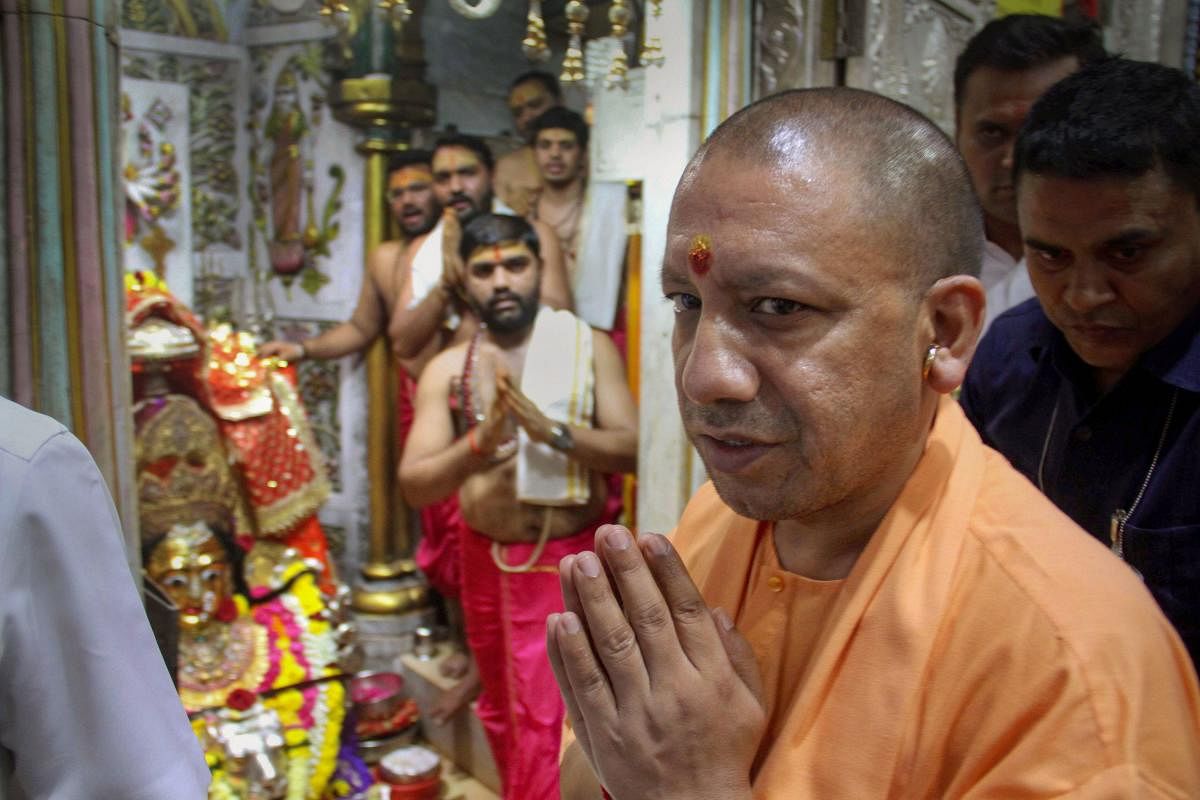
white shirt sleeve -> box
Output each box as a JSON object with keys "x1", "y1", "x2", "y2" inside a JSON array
[
  {"x1": 0, "y1": 410, "x2": 210, "y2": 799},
  {"x1": 981, "y1": 259, "x2": 1035, "y2": 337}
]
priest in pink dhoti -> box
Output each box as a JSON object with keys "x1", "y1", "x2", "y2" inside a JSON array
[{"x1": 398, "y1": 213, "x2": 637, "y2": 800}]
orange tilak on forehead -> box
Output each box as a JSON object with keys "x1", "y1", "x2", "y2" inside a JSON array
[
  {"x1": 689, "y1": 234, "x2": 713, "y2": 276},
  {"x1": 493, "y1": 244, "x2": 504, "y2": 264},
  {"x1": 389, "y1": 165, "x2": 431, "y2": 193}
]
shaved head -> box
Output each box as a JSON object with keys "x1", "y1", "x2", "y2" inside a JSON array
[
  {"x1": 664, "y1": 87, "x2": 987, "y2": 531},
  {"x1": 682, "y1": 88, "x2": 983, "y2": 293}
]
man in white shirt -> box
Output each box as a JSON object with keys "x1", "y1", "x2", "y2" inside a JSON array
[
  {"x1": 953, "y1": 14, "x2": 1105, "y2": 332},
  {"x1": 0, "y1": 396, "x2": 210, "y2": 799}
]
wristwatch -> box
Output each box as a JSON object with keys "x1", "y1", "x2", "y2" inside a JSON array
[{"x1": 548, "y1": 422, "x2": 575, "y2": 452}]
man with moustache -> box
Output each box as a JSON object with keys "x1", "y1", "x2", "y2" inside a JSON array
[
  {"x1": 494, "y1": 71, "x2": 562, "y2": 216},
  {"x1": 400, "y1": 213, "x2": 637, "y2": 800},
  {"x1": 954, "y1": 14, "x2": 1105, "y2": 332},
  {"x1": 260, "y1": 150, "x2": 440, "y2": 363},
  {"x1": 548, "y1": 88, "x2": 1200, "y2": 800},
  {"x1": 962, "y1": 59, "x2": 1200, "y2": 670}
]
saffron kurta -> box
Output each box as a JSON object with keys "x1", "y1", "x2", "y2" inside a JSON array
[{"x1": 673, "y1": 398, "x2": 1200, "y2": 798}]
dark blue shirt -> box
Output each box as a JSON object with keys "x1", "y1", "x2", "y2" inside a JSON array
[{"x1": 961, "y1": 299, "x2": 1200, "y2": 668}]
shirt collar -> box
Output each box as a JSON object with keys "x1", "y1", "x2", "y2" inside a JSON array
[
  {"x1": 1140, "y1": 305, "x2": 1200, "y2": 392},
  {"x1": 1027, "y1": 304, "x2": 1200, "y2": 394},
  {"x1": 982, "y1": 239, "x2": 1019, "y2": 270}
]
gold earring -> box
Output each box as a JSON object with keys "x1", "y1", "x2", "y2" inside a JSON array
[{"x1": 922, "y1": 343, "x2": 940, "y2": 380}]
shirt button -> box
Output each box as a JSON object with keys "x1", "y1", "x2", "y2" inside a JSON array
[
  {"x1": 767, "y1": 575, "x2": 784, "y2": 593},
  {"x1": 1073, "y1": 426, "x2": 1093, "y2": 442}
]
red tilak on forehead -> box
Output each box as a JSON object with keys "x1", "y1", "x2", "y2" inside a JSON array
[
  {"x1": 688, "y1": 234, "x2": 713, "y2": 275},
  {"x1": 493, "y1": 244, "x2": 504, "y2": 264}
]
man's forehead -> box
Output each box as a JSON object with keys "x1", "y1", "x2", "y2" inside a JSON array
[
  {"x1": 1018, "y1": 168, "x2": 1189, "y2": 228},
  {"x1": 468, "y1": 240, "x2": 533, "y2": 262},
  {"x1": 390, "y1": 165, "x2": 431, "y2": 185},
  {"x1": 510, "y1": 82, "x2": 550, "y2": 106},
  {"x1": 671, "y1": 152, "x2": 850, "y2": 220},
  {"x1": 665, "y1": 164, "x2": 898, "y2": 287},
  {"x1": 536, "y1": 128, "x2": 577, "y2": 144},
  {"x1": 434, "y1": 147, "x2": 481, "y2": 170},
  {"x1": 961, "y1": 58, "x2": 1080, "y2": 113}
]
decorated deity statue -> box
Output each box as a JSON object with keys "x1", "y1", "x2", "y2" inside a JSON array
[
  {"x1": 126, "y1": 271, "x2": 336, "y2": 583},
  {"x1": 143, "y1": 517, "x2": 264, "y2": 712},
  {"x1": 142, "y1": 513, "x2": 371, "y2": 799},
  {"x1": 129, "y1": 272, "x2": 371, "y2": 798}
]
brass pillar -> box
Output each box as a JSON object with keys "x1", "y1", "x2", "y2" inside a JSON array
[
  {"x1": 359, "y1": 133, "x2": 410, "y2": 583},
  {"x1": 328, "y1": 0, "x2": 435, "y2": 613}
]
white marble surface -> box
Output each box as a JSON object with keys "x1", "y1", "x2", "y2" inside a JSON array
[{"x1": 632, "y1": 1, "x2": 707, "y2": 534}]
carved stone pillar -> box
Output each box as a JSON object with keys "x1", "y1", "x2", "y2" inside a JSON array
[{"x1": 1, "y1": 0, "x2": 139, "y2": 571}]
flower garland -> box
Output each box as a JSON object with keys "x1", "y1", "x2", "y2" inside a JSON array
[
  {"x1": 281, "y1": 566, "x2": 344, "y2": 799},
  {"x1": 309, "y1": 681, "x2": 346, "y2": 798},
  {"x1": 251, "y1": 562, "x2": 345, "y2": 800},
  {"x1": 184, "y1": 566, "x2": 351, "y2": 798},
  {"x1": 284, "y1": 727, "x2": 311, "y2": 800}
]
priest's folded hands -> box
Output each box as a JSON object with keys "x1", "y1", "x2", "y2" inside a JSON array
[{"x1": 547, "y1": 524, "x2": 765, "y2": 800}]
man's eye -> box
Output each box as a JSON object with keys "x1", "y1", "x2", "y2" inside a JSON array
[
  {"x1": 666, "y1": 293, "x2": 700, "y2": 313},
  {"x1": 1109, "y1": 244, "x2": 1145, "y2": 264},
  {"x1": 752, "y1": 298, "x2": 807, "y2": 316},
  {"x1": 975, "y1": 125, "x2": 1006, "y2": 146},
  {"x1": 1028, "y1": 247, "x2": 1069, "y2": 270}
]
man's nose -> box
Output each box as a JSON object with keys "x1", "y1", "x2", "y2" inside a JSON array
[
  {"x1": 680, "y1": 315, "x2": 759, "y2": 405},
  {"x1": 1063, "y1": 261, "x2": 1117, "y2": 314},
  {"x1": 492, "y1": 268, "x2": 511, "y2": 290}
]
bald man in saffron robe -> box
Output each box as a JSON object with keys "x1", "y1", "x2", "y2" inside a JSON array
[{"x1": 549, "y1": 88, "x2": 1200, "y2": 799}]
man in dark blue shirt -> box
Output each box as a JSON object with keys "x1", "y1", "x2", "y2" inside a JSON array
[{"x1": 962, "y1": 58, "x2": 1200, "y2": 668}]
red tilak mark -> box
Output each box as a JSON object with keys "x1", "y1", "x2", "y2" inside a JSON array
[
  {"x1": 688, "y1": 234, "x2": 713, "y2": 275},
  {"x1": 493, "y1": 245, "x2": 504, "y2": 264}
]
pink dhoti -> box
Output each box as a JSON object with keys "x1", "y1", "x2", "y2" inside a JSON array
[
  {"x1": 397, "y1": 367, "x2": 462, "y2": 598},
  {"x1": 415, "y1": 496, "x2": 463, "y2": 598},
  {"x1": 460, "y1": 500, "x2": 618, "y2": 800}
]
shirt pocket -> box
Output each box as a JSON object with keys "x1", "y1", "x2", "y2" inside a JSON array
[{"x1": 1123, "y1": 522, "x2": 1200, "y2": 661}]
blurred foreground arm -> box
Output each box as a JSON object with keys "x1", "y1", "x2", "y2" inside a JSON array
[{"x1": 0, "y1": 398, "x2": 210, "y2": 798}]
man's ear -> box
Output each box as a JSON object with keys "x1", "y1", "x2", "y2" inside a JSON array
[{"x1": 924, "y1": 275, "x2": 986, "y2": 394}]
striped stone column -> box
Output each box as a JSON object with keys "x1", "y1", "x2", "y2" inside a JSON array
[{"x1": 1, "y1": 0, "x2": 138, "y2": 569}]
